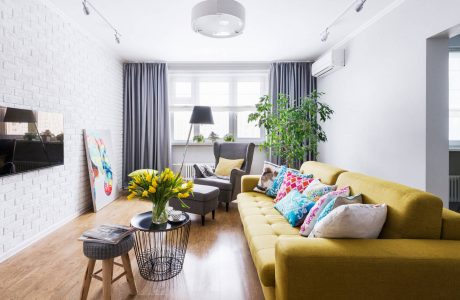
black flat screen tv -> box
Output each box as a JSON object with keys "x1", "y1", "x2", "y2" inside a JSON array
[{"x1": 0, "y1": 106, "x2": 64, "y2": 177}]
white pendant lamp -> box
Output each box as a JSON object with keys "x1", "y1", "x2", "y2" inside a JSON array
[{"x1": 191, "y1": 0, "x2": 245, "y2": 38}]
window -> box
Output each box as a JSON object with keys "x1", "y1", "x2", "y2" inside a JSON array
[
  {"x1": 450, "y1": 51, "x2": 460, "y2": 148},
  {"x1": 169, "y1": 69, "x2": 269, "y2": 142}
]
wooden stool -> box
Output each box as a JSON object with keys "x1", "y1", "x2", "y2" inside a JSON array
[{"x1": 80, "y1": 234, "x2": 137, "y2": 300}]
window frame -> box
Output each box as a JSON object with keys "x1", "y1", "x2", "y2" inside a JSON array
[
  {"x1": 450, "y1": 49, "x2": 460, "y2": 150},
  {"x1": 168, "y1": 69, "x2": 269, "y2": 144}
]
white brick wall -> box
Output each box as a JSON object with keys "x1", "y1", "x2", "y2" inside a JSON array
[{"x1": 0, "y1": 0, "x2": 123, "y2": 260}]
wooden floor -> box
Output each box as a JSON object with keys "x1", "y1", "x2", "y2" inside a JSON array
[{"x1": 0, "y1": 198, "x2": 264, "y2": 300}]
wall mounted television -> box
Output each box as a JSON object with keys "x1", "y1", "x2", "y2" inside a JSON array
[{"x1": 0, "y1": 106, "x2": 64, "y2": 177}]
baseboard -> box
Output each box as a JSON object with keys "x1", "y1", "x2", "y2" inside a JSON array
[{"x1": 0, "y1": 206, "x2": 91, "y2": 263}]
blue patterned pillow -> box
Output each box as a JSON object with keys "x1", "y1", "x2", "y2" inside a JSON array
[
  {"x1": 317, "y1": 194, "x2": 363, "y2": 223},
  {"x1": 266, "y1": 166, "x2": 311, "y2": 197},
  {"x1": 274, "y1": 190, "x2": 316, "y2": 227}
]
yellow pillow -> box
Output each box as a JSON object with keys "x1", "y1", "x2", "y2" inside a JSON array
[{"x1": 214, "y1": 157, "x2": 244, "y2": 176}]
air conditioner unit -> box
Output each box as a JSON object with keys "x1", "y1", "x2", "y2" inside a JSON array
[{"x1": 312, "y1": 49, "x2": 345, "y2": 78}]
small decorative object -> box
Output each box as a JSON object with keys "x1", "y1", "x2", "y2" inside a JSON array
[
  {"x1": 193, "y1": 134, "x2": 205, "y2": 143},
  {"x1": 248, "y1": 90, "x2": 333, "y2": 167},
  {"x1": 41, "y1": 129, "x2": 54, "y2": 142},
  {"x1": 223, "y1": 133, "x2": 235, "y2": 142},
  {"x1": 208, "y1": 131, "x2": 219, "y2": 142},
  {"x1": 168, "y1": 210, "x2": 184, "y2": 222},
  {"x1": 23, "y1": 132, "x2": 38, "y2": 141},
  {"x1": 128, "y1": 168, "x2": 193, "y2": 224},
  {"x1": 56, "y1": 133, "x2": 64, "y2": 142},
  {"x1": 84, "y1": 129, "x2": 116, "y2": 212}
]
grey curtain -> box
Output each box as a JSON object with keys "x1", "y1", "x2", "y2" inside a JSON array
[
  {"x1": 123, "y1": 63, "x2": 170, "y2": 187},
  {"x1": 269, "y1": 62, "x2": 317, "y2": 165}
]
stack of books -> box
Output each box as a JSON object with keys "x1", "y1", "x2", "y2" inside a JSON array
[{"x1": 79, "y1": 224, "x2": 136, "y2": 244}]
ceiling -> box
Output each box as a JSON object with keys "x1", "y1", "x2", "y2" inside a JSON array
[{"x1": 50, "y1": 0, "x2": 397, "y2": 62}]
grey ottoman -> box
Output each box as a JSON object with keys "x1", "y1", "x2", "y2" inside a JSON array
[{"x1": 170, "y1": 184, "x2": 219, "y2": 226}]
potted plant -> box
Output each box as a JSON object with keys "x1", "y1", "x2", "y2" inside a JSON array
[
  {"x1": 223, "y1": 133, "x2": 235, "y2": 142},
  {"x1": 248, "y1": 91, "x2": 333, "y2": 167},
  {"x1": 23, "y1": 132, "x2": 38, "y2": 141},
  {"x1": 41, "y1": 129, "x2": 54, "y2": 142},
  {"x1": 193, "y1": 134, "x2": 205, "y2": 143},
  {"x1": 127, "y1": 168, "x2": 193, "y2": 224},
  {"x1": 207, "y1": 131, "x2": 219, "y2": 143}
]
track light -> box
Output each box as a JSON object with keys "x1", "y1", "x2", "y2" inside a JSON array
[
  {"x1": 114, "y1": 31, "x2": 120, "y2": 44},
  {"x1": 82, "y1": 0, "x2": 90, "y2": 15},
  {"x1": 320, "y1": 0, "x2": 368, "y2": 42},
  {"x1": 320, "y1": 29, "x2": 330, "y2": 42},
  {"x1": 81, "y1": 0, "x2": 122, "y2": 44},
  {"x1": 354, "y1": 0, "x2": 367, "y2": 12}
]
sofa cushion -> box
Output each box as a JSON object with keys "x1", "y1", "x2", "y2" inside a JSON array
[
  {"x1": 274, "y1": 190, "x2": 315, "y2": 226},
  {"x1": 254, "y1": 161, "x2": 281, "y2": 193},
  {"x1": 336, "y1": 172, "x2": 443, "y2": 239},
  {"x1": 274, "y1": 171, "x2": 314, "y2": 202}
]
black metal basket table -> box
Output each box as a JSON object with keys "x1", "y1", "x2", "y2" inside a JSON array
[{"x1": 130, "y1": 211, "x2": 191, "y2": 281}]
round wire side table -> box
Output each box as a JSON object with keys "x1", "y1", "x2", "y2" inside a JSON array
[{"x1": 130, "y1": 211, "x2": 191, "y2": 281}]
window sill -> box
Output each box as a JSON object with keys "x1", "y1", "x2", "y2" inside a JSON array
[{"x1": 171, "y1": 141, "x2": 264, "y2": 146}]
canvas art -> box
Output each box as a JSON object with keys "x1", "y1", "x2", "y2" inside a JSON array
[{"x1": 84, "y1": 129, "x2": 117, "y2": 212}]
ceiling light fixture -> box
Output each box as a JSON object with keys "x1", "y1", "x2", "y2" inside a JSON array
[
  {"x1": 191, "y1": 0, "x2": 245, "y2": 38},
  {"x1": 81, "y1": 0, "x2": 122, "y2": 44},
  {"x1": 82, "y1": 0, "x2": 90, "y2": 15},
  {"x1": 320, "y1": 0, "x2": 368, "y2": 42},
  {"x1": 354, "y1": 0, "x2": 367, "y2": 12}
]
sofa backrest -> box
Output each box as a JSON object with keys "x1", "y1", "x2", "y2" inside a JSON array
[
  {"x1": 299, "y1": 161, "x2": 346, "y2": 185},
  {"x1": 336, "y1": 172, "x2": 443, "y2": 239},
  {"x1": 441, "y1": 208, "x2": 460, "y2": 240}
]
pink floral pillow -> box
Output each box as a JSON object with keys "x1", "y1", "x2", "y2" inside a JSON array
[
  {"x1": 274, "y1": 171, "x2": 314, "y2": 203},
  {"x1": 299, "y1": 187, "x2": 350, "y2": 236}
]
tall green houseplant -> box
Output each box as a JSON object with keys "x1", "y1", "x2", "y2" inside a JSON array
[{"x1": 248, "y1": 91, "x2": 333, "y2": 167}]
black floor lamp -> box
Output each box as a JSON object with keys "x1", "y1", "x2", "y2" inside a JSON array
[
  {"x1": 178, "y1": 106, "x2": 214, "y2": 176},
  {"x1": 3, "y1": 107, "x2": 50, "y2": 164}
]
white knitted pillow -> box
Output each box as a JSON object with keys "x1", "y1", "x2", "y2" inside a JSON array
[{"x1": 309, "y1": 204, "x2": 387, "y2": 239}]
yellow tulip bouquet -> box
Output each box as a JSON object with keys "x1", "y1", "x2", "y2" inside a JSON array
[{"x1": 127, "y1": 168, "x2": 193, "y2": 224}]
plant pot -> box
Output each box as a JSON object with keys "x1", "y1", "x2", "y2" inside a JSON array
[{"x1": 151, "y1": 201, "x2": 169, "y2": 224}]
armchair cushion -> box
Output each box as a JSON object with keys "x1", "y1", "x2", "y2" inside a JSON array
[
  {"x1": 194, "y1": 177, "x2": 233, "y2": 191},
  {"x1": 215, "y1": 157, "x2": 244, "y2": 176}
]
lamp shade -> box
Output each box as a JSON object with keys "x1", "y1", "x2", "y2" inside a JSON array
[
  {"x1": 189, "y1": 106, "x2": 214, "y2": 124},
  {"x1": 3, "y1": 107, "x2": 36, "y2": 123}
]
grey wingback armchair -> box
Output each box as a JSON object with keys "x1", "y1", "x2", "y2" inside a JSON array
[{"x1": 194, "y1": 142, "x2": 255, "y2": 211}]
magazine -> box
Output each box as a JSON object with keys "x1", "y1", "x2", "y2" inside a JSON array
[{"x1": 78, "y1": 224, "x2": 136, "y2": 244}]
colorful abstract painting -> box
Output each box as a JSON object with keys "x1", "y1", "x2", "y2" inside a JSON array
[{"x1": 84, "y1": 129, "x2": 117, "y2": 212}]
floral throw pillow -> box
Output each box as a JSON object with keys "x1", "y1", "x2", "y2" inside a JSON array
[
  {"x1": 302, "y1": 179, "x2": 337, "y2": 202},
  {"x1": 253, "y1": 161, "x2": 281, "y2": 193},
  {"x1": 274, "y1": 190, "x2": 316, "y2": 227},
  {"x1": 274, "y1": 171, "x2": 314, "y2": 203},
  {"x1": 299, "y1": 187, "x2": 350, "y2": 236},
  {"x1": 316, "y1": 194, "x2": 363, "y2": 223}
]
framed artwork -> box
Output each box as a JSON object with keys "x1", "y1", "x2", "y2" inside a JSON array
[{"x1": 83, "y1": 129, "x2": 116, "y2": 212}]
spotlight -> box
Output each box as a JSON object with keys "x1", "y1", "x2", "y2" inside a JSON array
[
  {"x1": 114, "y1": 32, "x2": 120, "y2": 44},
  {"x1": 320, "y1": 29, "x2": 329, "y2": 42},
  {"x1": 354, "y1": 0, "x2": 366, "y2": 12},
  {"x1": 82, "y1": 0, "x2": 90, "y2": 15}
]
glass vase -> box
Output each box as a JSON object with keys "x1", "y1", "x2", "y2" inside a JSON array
[{"x1": 151, "y1": 201, "x2": 169, "y2": 224}]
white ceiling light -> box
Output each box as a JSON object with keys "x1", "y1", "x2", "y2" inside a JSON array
[{"x1": 191, "y1": 0, "x2": 245, "y2": 38}]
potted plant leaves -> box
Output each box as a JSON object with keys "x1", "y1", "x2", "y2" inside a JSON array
[
  {"x1": 223, "y1": 133, "x2": 235, "y2": 142},
  {"x1": 193, "y1": 134, "x2": 205, "y2": 143},
  {"x1": 208, "y1": 131, "x2": 219, "y2": 143}
]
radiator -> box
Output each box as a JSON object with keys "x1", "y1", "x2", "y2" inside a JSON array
[
  {"x1": 172, "y1": 163, "x2": 215, "y2": 180},
  {"x1": 449, "y1": 176, "x2": 460, "y2": 203}
]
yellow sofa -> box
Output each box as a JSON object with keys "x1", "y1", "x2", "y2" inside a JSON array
[{"x1": 237, "y1": 161, "x2": 460, "y2": 300}]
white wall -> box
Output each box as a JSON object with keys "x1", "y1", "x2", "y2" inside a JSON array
[
  {"x1": 317, "y1": 0, "x2": 460, "y2": 206},
  {"x1": 171, "y1": 144, "x2": 267, "y2": 175},
  {"x1": 0, "y1": 0, "x2": 123, "y2": 261}
]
